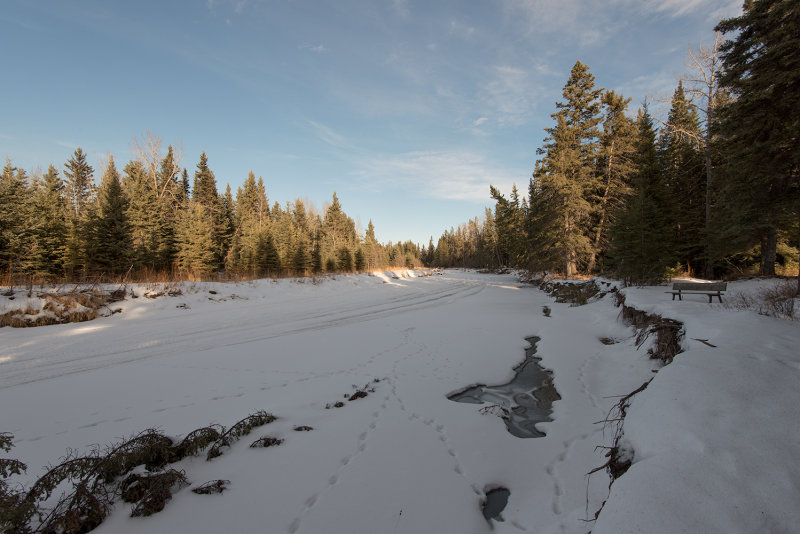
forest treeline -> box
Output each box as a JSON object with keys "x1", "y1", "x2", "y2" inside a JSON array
[
  {"x1": 429, "y1": 0, "x2": 799, "y2": 286},
  {"x1": 0, "y1": 144, "x2": 423, "y2": 282}
]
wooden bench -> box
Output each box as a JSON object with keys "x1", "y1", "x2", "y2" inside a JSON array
[{"x1": 667, "y1": 281, "x2": 727, "y2": 303}]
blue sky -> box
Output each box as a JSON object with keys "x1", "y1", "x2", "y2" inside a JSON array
[{"x1": 1, "y1": 0, "x2": 741, "y2": 246}]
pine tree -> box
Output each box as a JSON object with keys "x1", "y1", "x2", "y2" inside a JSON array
[
  {"x1": 323, "y1": 193, "x2": 357, "y2": 260},
  {"x1": 531, "y1": 61, "x2": 603, "y2": 275},
  {"x1": 354, "y1": 248, "x2": 366, "y2": 271},
  {"x1": 586, "y1": 90, "x2": 636, "y2": 272},
  {"x1": 29, "y1": 165, "x2": 68, "y2": 276},
  {"x1": 716, "y1": 0, "x2": 800, "y2": 282},
  {"x1": 192, "y1": 152, "x2": 224, "y2": 269},
  {"x1": 608, "y1": 106, "x2": 677, "y2": 283},
  {"x1": 176, "y1": 201, "x2": 217, "y2": 278},
  {"x1": 311, "y1": 236, "x2": 323, "y2": 274},
  {"x1": 93, "y1": 157, "x2": 132, "y2": 274},
  {"x1": 363, "y1": 219, "x2": 385, "y2": 269},
  {"x1": 155, "y1": 146, "x2": 183, "y2": 269},
  {"x1": 337, "y1": 246, "x2": 353, "y2": 272},
  {"x1": 489, "y1": 185, "x2": 525, "y2": 267},
  {"x1": 232, "y1": 171, "x2": 272, "y2": 274},
  {"x1": 660, "y1": 81, "x2": 706, "y2": 275},
  {"x1": 181, "y1": 168, "x2": 190, "y2": 198},
  {"x1": 0, "y1": 161, "x2": 32, "y2": 279},
  {"x1": 64, "y1": 148, "x2": 94, "y2": 221},
  {"x1": 123, "y1": 160, "x2": 160, "y2": 271},
  {"x1": 63, "y1": 148, "x2": 95, "y2": 275},
  {"x1": 255, "y1": 231, "x2": 281, "y2": 275},
  {"x1": 291, "y1": 236, "x2": 311, "y2": 275}
]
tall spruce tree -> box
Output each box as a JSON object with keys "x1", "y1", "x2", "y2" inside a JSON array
[
  {"x1": 660, "y1": 81, "x2": 706, "y2": 275},
  {"x1": 0, "y1": 161, "x2": 32, "y2": 280},
  {"x1": 176, "y1": 201, "x2": 217, "y2": 278},
  {"x1": 489, "y1": 185, "x2": 525, "y2": 267},
  {"x1": 609, "y1": 106, "x2": 676, "y2": 283},
  {"x1": 123, "y1": 160, "x2": 160, "y2": 271},
  {"x1": 323, "y1": 193, "x2": 357, "y2": 262},
  {"x1": 29, "y1": 165, "x2": 68, "y2": 276},
  {"x1": 531, "y1": 61, "x2": 603, "y2": 275},
  {"x1": 716, "y1": 0, "x2": 800, "y2": 283},
  {"x1": 93, "y1": 157, "x2": 132, "y2": 274},
  {"x1": 155, "y1": 145, "x2": 183, "y2": 269},
  {"x1": 63, "y1": 148, "x2": 95, "y2": 275},
  {"x1": 586, "y1": 90, "x2": 636, "y2": 272},
  {"x1": 255, "y1": 231, "x2": 280, "y2": 275},
  {"x1": 192, "y1": 152, "x2": 224, "y2": 269}
]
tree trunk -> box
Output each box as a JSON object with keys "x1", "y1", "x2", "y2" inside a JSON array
[
  {"x1": 587, "y1": 142, "x2": 615, "y2": 273},
  {"x1": 760, "y1": 227, "x2": 777, "y2": 276},
  {"x1": 703, "y1": 150, "x2": 714, "y2": 279}
]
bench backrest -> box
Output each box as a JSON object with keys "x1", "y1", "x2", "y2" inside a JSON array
[{"x1": 672, "y1": 281, "x2": 727, "y2": 291}]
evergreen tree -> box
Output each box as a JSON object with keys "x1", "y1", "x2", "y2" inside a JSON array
[
  {"x1": 608, "y1": 106, "x2": 677, "y2": 283},
  {"x1": 660, "y1": 81, "x2": 706, "y2": 275},
  {"x1": 363, "y1": 219, "x2": 385, "y2": 269},
  {"x1": 221, "y1": 183, "x2": 235, "y2": 266},
  {"x1": 63, "y1": 148, "x2": 95, "y2": 275},
  {"x1": 0, "y1": 161, "x2": 32, "y2": 279},
  {"x1": 192, "y1": 152, "x2": 224, "y2": 269},
  {"x1": 176, "y1": 201, "x2": 217, "y2": 278},
  {"x1": 181, "y1": 168, "x2": 190, "y2": 198},
  {"x1": 586, "y1": 90, "x2": 637, "y2": 272},
  {"x1": 123, "y1": 160, "x2": 160, "y2": 271},
  {"x1": 336, "y1": 246, "x2": 353, "y2": 271},
  {"x1": 155, "y1": 146, "x2": 183, "y2": 269},
  {"x1": 92, "y1": 157, "x2": 132, "y2": 274},
  {"x1": 64, "y1": 147, "x2": 94, "y2": 221},
  {"x1": 29, "y1": 165, "x2": 68, "y2": 276},
  {"x1": 716, "y1": 0, "x2": 800, "y2": 281},
  {"x1": 311, "y1": 236, "x2": 323, "y2": 274},
  {"x1": 255, "y1": 231, "x2": 281, "y2": 275},
  {"x1": 354, "y1": 248, "x2": 366, "y2": 271},
  {"x1": 233, "y1": 171, "x2": 271, "y2": 274},
  {"x1": 489, "y1": 185, "x2": 525, "y2": 267},
  {"x1": 531, "y1": 61, "x2": 603, "y2": 274},
  {"x1": 291, "y1": 236, "x2": 311, "y2": 274},
  {"x1": 323, "y1": 193, "x2": 357, "y2": 260}
]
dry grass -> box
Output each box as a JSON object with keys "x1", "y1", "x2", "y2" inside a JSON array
[
  {"x1": 725, "y1": 279, "x2": 797, "y2": 320},
  {"x1": 0, "y1": 287, "x2": 128, "y2": 328}
]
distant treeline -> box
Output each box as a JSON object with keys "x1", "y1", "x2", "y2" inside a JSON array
[
  {"x1": 0, "y1": 144, "x2": 423, "y2": 283},
  {"x1": 428, "y1": 0, "x2": 799, "y2": 285}
]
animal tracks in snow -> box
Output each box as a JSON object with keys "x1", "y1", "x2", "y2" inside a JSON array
[{"x1": 287, "y1": 390, "x2": 385, "y2": 534}]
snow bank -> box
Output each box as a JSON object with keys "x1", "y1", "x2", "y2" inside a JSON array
[{"x1": 594, "y1": 280, "x2": 800, "y2": 534}]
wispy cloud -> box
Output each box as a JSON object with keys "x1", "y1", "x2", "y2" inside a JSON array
[
  {"x1": 503, "y1": 0, "x2": 633, "y2": 52},
  {"x1": 300, "y1": 43, "x2": 327, "y2": 53},
  {"x1": 354, "y1": 150, "x2": 522, "y2": 202},
  {"x1": 56, "y1": 140, "x2": 79, "y2": 151},
  {"x1": 390, "y1": 0, "x2": 410, "y2": 19},
  {"x1": 307, "y1": 120, "x2": 353, "y2": 149},
  {"x1": 479, "y1": 65, "x2": 539, "y2": 126},
  {"x1": 619, "y1": 0, "x2": 743, "y2": 19},
  {"x1": 449, "y1": 19, "x2": 476, "y2": 39}
]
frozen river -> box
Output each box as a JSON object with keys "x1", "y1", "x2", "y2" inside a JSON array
[{"x1": 0, "y1": 270, "x2": 659, "y2": 533}]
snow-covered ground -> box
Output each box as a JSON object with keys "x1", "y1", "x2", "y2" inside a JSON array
[{"x1": 1, "y1": 271, "x2": 798, "y2": 533}]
